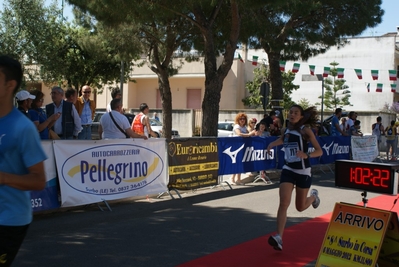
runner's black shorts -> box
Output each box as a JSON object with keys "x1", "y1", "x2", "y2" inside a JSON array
[
  {"x1": 0, "y1": 224, "x2": 30, "y2": 267},
  {"x1": 280, "y1": 169, "x2": 312, "y2": 188}
]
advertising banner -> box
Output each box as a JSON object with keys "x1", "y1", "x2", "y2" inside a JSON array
[
  {"x1": 167, "y1": 138, "x2": 219, "y2": 190},
  {"x1": 31, "y1": 141, "x2": 60, "y2": 212},
  {"x1": 319, "y1": 136, "x2": 351, "y2": 164},
  {"x1": 316, "y1": 203, "x2": 391, "y2": 267},
  {"x1": 351, "y1": 135, "x2": 379, "y2": 162},
  {"x1": 378, "y1": 212, "x2": 399, "y2": 267},
  {"x1": 217, "y1": 136, "x2": 277, "y2": 175},
  {"x1": 54, "y1": 139, "x2": 167, "y2": 207}
]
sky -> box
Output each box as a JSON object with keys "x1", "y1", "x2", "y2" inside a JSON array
[{"x1": 0, "y1": 0, "x2": 398, "y2": 36}]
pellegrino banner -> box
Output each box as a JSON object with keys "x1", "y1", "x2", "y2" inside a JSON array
[{"x1": 53, "y1": 139, "x2": 167, "y2": 207}]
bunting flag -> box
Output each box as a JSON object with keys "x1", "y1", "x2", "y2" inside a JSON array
[
  {"x1": 323, "y1": 67, "x2": 330, "y2": 77},
  {"x1": 389, "y1": 70, "x2": 397, "y2": 81},
  {"x1": 238, "y1": 53, "x2": 244, "y2": 63},
  {"x1": 337, "y1": 68, "x2": 345, "y2": 78},
  {"x1": 367, "y1": 83, "x2": 370, "y2": 92},
  {"x1": 355, "y1": 69, "x2": 362, "y2": 79},
  {"x1": 279, "y1": 61, "x2": 286, "y2": 71},
  {"x1": 292, "y1": 63, "x2": 300, "y2": 73},
  {"x1": 391, "y1": 83, "x2": 397, "y2": 92},
  {"x1": 252, "y1": 56, "x2": 258, "y2": 66},
  {"x1": 371, "y1": 70, "x2": 379, "y2": 80},
  {"x1": 309, "y1": 65, "x2": 315, "y2": 75},
  {"x1": 376, "y1": 83, "x2": 383, "y2": 92}
]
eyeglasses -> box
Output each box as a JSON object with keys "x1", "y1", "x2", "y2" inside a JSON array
[
  {"x1": 250, "y1": 122, "x2": 256, "y2": 124},
  {"x1": 239, "y1": 118, "x2": 246, "y2": 121},
  {"x1": 83, "y1": 91, "x2": 91, "y2": 94}
]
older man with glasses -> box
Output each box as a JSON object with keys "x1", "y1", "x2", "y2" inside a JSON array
[
  {"x1": 45, "y1": 86, "x2": 82, "y2": 139},
  {"x1": 74, "y1": 85, "x2": 96, "y2": 140}
]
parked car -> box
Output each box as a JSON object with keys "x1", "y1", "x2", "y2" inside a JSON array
[
  {"x1": 149, "y1": 118, "x2": 180, "y2": 138},
  {"x1": 218, "y1": 120, "x2": 235, "y2": 137},
  {"x1": 91, "y1": 112, "x2": 135, "y2": 140}
]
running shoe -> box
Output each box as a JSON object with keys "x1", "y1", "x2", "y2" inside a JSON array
[
  {"x1": 268, "y1": 235, "x2": 283, "y2": 251},
  {"x1": 310, "y1": 188, "x2": 320, "y2": 209}
]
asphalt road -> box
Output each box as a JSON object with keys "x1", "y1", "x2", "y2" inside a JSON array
[{"x1": 13, "y1": 170, "x2": 382, "y2": 267}]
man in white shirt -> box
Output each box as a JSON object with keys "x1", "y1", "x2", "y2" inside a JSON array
[{"x1": 99, "y1": 99, "x2": 147, "y2": 140}]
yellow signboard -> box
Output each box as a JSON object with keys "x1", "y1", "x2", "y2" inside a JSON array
[
  {"x1": 378, "y1": 211, "x2": 399, "y2": 267},
  {"x1": 316, "y1": 203, "x2": 391, "y2": 267}
]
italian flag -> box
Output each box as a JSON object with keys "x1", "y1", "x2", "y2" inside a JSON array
[
  {"x1": 252, "y1": 55, "x2": 258, "y2": 66},
  {"x1": 371, "y1": 70, "x2": 378, "y2": 80},
  {"x1": 391, "y1": 83, "x2": 397, "y2": 92},
  {"x1": 238, "y1": 53, "x2": 244, "y2": 63},
  {"x1": 389, "y1": 70, "x2": 397, "y2": 81},
  {"x1": 279, "y1": 61, "x2": 286, "y2": 71},
  {"x1": 355, "y1": 69, "x2": 362, "y2": 79},
  {"x1": 292, "y1": 63, "x2": 300, "y2": 73},
  {"x1": 323, "y1": 66, "x2": 330, "y2": 77},
  {"x1": 337, "y1": 68, "x2": 344, "y2": 78},
  {"x1": 309, "y1": 65, "x2": 315, "y2": 75},
  {"x1": 376, "y1": 83, "x2": 383, "y2": 92}
]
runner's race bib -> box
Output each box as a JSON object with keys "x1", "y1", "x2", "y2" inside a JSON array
[{"x1": 284, "y1": 142, "x2": 301, "y2": 163}]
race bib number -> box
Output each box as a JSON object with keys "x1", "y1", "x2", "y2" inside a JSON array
[{"x1": 284, "y1": 142, "x2": 301, "y2": 163}]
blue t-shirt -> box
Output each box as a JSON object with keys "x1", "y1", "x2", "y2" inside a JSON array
[
  {"x1": 0, "y1": 107, "x2": 47, "y2": 226},
  {"x1": 330, "y1": 115, "x2": 341, "y2": 136},
  {"x1": 28, "y1": 108, "x2": 49, "y2": 139}
]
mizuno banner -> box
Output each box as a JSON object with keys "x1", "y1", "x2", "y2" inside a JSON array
[
  {"x1": 53, "y1": 139, "x2": 167, "y2": 207},
  {"x1": 217, "y1": 136, "x2": 278, "y2": 175}
]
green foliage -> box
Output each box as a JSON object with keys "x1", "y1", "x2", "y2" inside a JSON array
[
  {"x1": 242, "y1": 65, "x2": 299, "y2": 110},
  {"x1": 317, "y1": 61, "x2": 352, "y2": 111},
  {"x1": 297, "y1": 98, "x2": 312, "y2": 110}
]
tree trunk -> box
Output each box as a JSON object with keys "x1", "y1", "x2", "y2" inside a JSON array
[
  {"x1": 157, "y1": 72, "x2": 173, "y2": 139},
  {"x1": 267, "y1": 51, "x2": 284, "y2": 114},
  {"x1": 198, "y1": 0, "x2": 240, "y2": 136}
]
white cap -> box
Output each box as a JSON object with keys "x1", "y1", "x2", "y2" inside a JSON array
[{"x1": 16, "y1": 90, "x2": 36, "y2": 101}]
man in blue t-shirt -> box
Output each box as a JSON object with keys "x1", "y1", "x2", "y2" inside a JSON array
[
  {"x1": 0, "y1": 55, "x2": 47, "y2": 266},
  {"x1": 330, "y1": 108, "x2": 348, "y2": 136}
]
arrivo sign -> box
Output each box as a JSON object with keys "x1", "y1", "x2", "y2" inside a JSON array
[{"x1": 335, "y1": 160, "x2": 399, "y2": 195}]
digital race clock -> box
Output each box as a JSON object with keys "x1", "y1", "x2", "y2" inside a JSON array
[{"x1": 335, "y1": 160, "x2": 399, "y2": 195}]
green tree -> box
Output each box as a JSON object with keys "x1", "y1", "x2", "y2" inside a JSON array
[
  {"x1": 244, "y1": 0, "x2": 383, "y2": 114},
  {"x1": 297, "y1": 98, "x2": 312, "y2": 110},
  {"x1": 317, "y1": 61, "x2": 351, "y2": 110},
  {"x1": 67, "y1": 0, "x2": 197, "y2": 138},
  {"x1": 242, "y1": 64, "x2": 299, "y2": 110}
]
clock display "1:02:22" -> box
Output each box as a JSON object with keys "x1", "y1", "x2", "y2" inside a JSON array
[{"x1": 350, "y1": 167, "x2": 389, "y2": 188}]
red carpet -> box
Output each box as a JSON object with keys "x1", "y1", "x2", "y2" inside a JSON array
[{"x1": 177, "y1": 195, "x2": 399, "y2": 267}]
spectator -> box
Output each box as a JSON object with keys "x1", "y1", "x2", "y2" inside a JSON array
[
  {"x1": 385, "y1": 120, "x2": 397, "y2": 160},
  {"x1": 256, "y1": 112, "x2": 274, "y2": 133},
  {"x1": 153, "y1": 112, "x2": 160, "y2": 121},
  {"x1": 131, "y1": 103, "x2": 158, "y2": 138},
  {"x1": 270, "y1": 110, "x2": 282, "y2": 136},
  {"x1": 372, "y1": 116, "x2": 384, "y2": 152},
  {"x1": 45, "y1": 86, "x2": 82, "y2": 139},
  {"x1": 106, "y1": 88, "x2": 122, "y2": 113},
  {"x1": 0, "y1": 55, "x2": 46, "y2": 266},
  {"x1": 230, "y1": 112, "x2": 255, "y2": 185},
  {"x1": 247, "y1": 118, "x2": 257, "y2": 132},
  {"x1": 15, "y1": 90, "x2": 36, "y2": 118},
  {"x1": 345, "y1": 111, "x2": 356, "y2": 134},
  {"x1": 65, "y1": 87, "x2": 78, "y2": 104},
  {"x1": 256, "y1": 121, "x2": 270, "y2": 137},
  {"x1": 349, "y1": 120, "x2": 363, "y2": 137},
  {"x1": 99, "y1": 99, "x2": 147, "y2": 140},
  {"x1": 340, "y1": 117, "x2": 347, "y2": 132},
  {"x1": 75, "y1": 85, "x2": 96, "y2": 140},
  {"x1": 331, "y1": 108, "x2": 347, "y2": 136},
  {"x1": 28, "y1": 90, "x2": 61, "y2": 140}
]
